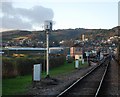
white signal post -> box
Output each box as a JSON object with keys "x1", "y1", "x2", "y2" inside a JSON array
[
  {"x1": 44, "y1": 20, "x2": 52, "y2": 78},
  {"x1": 46, "y1": 30, "x2": 49, "y2": 77}
]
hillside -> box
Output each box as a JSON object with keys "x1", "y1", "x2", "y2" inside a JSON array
[
  {"x1": 1, "y1": 26, "x2": 119, "y2": 47},
  {"x1": 1, "y1": 30, "x2": 32, "y2": 42}
]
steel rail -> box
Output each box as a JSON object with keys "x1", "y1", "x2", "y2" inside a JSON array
[
  {"x1": 95, "y1": 62, "x2": 109, "y2": 97},
  {"x1": 56, "y1": 58, "x2": 109, "y2": 97}
]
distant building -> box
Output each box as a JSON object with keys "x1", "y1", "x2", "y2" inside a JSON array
[
  {"x1": 70, "y1": 43, "x2": 97, "y2": 59},
  {"x1": 49, "y1": 47, "x2": 64, "y2": 54},
  {"x1": 70, "y1": 44, "x2": 83, "y2": 57},
  {"x1": 82, "y1": 34, "x2": 85, "y2": 41},
  {"x1": 13, "y1": 36, "x2": 29, "y2": 42}
]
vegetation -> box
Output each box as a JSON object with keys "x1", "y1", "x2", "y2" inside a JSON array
[
  {"x1": 2, "y1": 56, "x2": 65, "y2": 78},
  {"x1": 2, "y1": 57, "x2": 17, "y2": 78},
  {"x1": 44, "y1": 61, "x2": 75, "y2": 77},
  {"x1": 80, "y1": 61, "x2": 88, "y2": 68},
  {"x1": 2, "y1": 60, "x2": 88, "y2": 95},
  {"x1": 2, "y1": 26, "x2": 119, "y2": 95},
  {"x1": 2, "y1": 75, "x2": 32, "y2": 95},
  {"x1": 2, "y1": 26, "x2": 119, "y2": 47}
]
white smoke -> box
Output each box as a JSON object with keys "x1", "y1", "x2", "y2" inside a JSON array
[{"x1": 0, "y1": 2, "x2": 54, "y2": 30}]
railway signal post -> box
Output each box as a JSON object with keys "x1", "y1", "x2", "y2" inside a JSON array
[{"x1": 44, "y1": 20, "x2": 52, "y2": 78}]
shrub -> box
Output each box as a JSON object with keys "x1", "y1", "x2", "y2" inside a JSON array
[
  {"x1": 49, "y1": 56, "x2": 65, "y2": 69},
  {"x1": 66, "y1": 57, "x2": 73, "y2": 63},
  {"x1": 16, "y1": 57, "x2": 37, "y2": 76},
  {"x1": 2, "y1": 57, "x2": 17, "y2": 78},
  {"x1": 35, "y1": 57, "x2": 46, "y2": 71},
  {"x1": 2, "y1": 55, "x2": 65, "y2": 78}
]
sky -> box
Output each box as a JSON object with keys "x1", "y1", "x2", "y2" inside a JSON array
[{"x1": 0, "y1": 0, "x2": 119, "y2": 31}]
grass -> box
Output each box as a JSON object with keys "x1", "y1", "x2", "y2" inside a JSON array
[
  {"x1": 80, "y1": 61, "x2": 89, "y2": 68},
  {"x1": 0, "y1": 80, "x2": 2, "y2": 96},
  {"x1": 2, "y1": 61, "x2": 88, "y2": 95},
  {"x1": 50, "y1": 61, "x2": 75, "y2": 76},
  {"x1": 2, "y1": 75, "x2": 32, "y2": 95}
]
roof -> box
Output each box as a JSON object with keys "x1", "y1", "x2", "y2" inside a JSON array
[{"x1": 71, "y1": 43, "x2": 84, "y2": 47}]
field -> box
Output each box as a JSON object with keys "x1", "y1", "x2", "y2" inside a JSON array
[{"x1": 2, "y1": 61, "x2": 88, "y2": 95}]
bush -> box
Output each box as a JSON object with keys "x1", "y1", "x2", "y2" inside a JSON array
[
  {"x1": 34, "y1": 56, "x2": 65, "y2": 70},
  {"x1": 2, "y1": 57, "x2": 17, "y2": 78},
  {"x1": 2, "y1": 56, "x2": 65, "y2": 78},
  {"x1": 66, "y1": 57, "x2": 73, "y2": 63},
  {"x1": 34, "y1": 57, "x2": 46, "y2": 71},
  {"x1": 50, "y1": 56, "x2": 65, "y2": 69},
  {"x1": 16, "y1": 57, "x2": 38, "y2": 76}
]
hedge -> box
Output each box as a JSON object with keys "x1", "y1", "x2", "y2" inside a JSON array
[
  {"x1": 2, "y1": 57, "x2": 17, "y2": 78},
  {"x1": 50, "y1": 56, "x2": 65, "y2": 69},
  {"x1": 2, "y1": 56, "x2": 65, "y2": 78},
  {"x1": 16, "y1": 58, "x2": 37, "y2": 76}
]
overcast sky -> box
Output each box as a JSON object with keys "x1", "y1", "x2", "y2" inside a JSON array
[{"x1": 0, "y1": 0, "x2": 119, "y2": 31}]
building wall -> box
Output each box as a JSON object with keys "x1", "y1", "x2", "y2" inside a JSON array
[
  {"x1": 70, "y1": 47, "x2": 74, "y2": 57},
  {"x1": 74, "y1": 47, "x2": 82, "y2": 55},
  {"x1": 70, "y1": 47, "x2": 82, "y2": 57}
]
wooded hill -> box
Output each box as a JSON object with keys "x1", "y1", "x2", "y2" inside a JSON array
[{"x1": 2, "y1": 26, "x2": 119, "y2": 45}]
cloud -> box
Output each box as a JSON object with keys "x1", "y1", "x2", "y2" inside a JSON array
[
  {"x1": 17, "y1": 6, "x2": 54, "y2": 24},
  {"x1": 0, "y1": 2, "x2": 54, "y2": 30},
  {"x1": 1, "y1": 15, "x2": 32, "y2": 29}
]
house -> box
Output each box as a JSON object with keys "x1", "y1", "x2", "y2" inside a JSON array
[
  {"x1": 70, "y1": 43, "x2": 93, "y2": 59},
  {"x1": 70, "y1": 44, "x2": 83, "y2": 58}
]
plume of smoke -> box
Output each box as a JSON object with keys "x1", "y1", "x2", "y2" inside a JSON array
[{"x1": 0, "y1": 2, "x2": 54, "y2": 30}]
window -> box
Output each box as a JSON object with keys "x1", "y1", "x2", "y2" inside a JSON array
[{"x1": 76, "y1": 48, "x2": 81, "y2": 52}]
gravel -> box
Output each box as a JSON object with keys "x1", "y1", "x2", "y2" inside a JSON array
[
  {"x1": 97, "y1": 56, "x2": 119, "y2": 97},
  {"x1": 26, "y1": 64, "x2": 97, "y2": 96},
  {"x1": 60, "y1": 58, "x2": 109, "y2": 96},
  {"x1": 26, "y1": 56, "x2": 119, "y2": 97}
]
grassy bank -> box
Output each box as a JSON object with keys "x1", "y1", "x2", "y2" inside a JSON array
[{"x1": 2, "y1": 61, "x2": 88, "y2": 95}]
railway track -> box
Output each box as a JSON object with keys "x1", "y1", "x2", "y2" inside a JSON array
[
  {"x1": 56, "y1": 56, "x2": 110, "y2": 97},
  {"x1": 97, "y1": 56, "x2": 119, "y2": 97}
]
